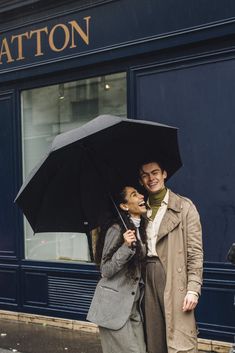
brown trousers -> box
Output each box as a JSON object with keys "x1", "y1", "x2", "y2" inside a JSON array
[{"x1": 144, "y1": 257, "x2": 167, "y2": 353}]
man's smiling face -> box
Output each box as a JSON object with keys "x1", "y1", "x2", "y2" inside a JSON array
[{"x1": 139, "y1": 162, "x2": 167, "y2": 194}]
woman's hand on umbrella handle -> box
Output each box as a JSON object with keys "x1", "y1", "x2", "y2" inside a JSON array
[{"x1": 123, "y1": 230, "x2": 136, "y2": 248}]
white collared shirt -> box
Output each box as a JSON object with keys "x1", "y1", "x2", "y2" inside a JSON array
[{"x1": 146, "y1": 189, "x2": 169, "y2": 257}]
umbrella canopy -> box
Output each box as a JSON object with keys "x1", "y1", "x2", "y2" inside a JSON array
[{"x1": 15, "y1": 115, "x2": 182, "y2": 233}]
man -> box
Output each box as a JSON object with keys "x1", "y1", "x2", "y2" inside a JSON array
[{"x1": 139, "y1": 161, "x2": 203, "y2": 353}]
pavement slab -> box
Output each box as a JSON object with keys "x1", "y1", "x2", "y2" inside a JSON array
[
  {"x1": 0, "y1": 319, "x2": 101, "y2": 353},
  {"x1": 0, "y1": 318, "x2": 213, "y2": 353}
]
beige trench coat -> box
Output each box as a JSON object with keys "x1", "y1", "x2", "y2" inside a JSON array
[{"x1": 151, "y1": 189, "x2": 203, "y2": 353}]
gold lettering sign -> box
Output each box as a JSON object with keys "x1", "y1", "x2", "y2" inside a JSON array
[
  {"x1": 69, "y1": 17, "x2": 91, "y2": 48},
  {"x1": 30, "y1": 27, "x2": 49, "y2": 57},
  {"x1": 49, "y1": 24, "x2": 70, "y2": 52},
  {"x1": 0, "y1": 16, "x2": 91, "y2": 65},
  {"x1": 0, "y1": 38, "x2": 14, "y2": 63},
  {"x1": 11, "y1": 32, "x2": 29, "y2": 61}
]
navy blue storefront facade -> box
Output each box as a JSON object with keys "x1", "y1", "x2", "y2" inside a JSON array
[{"x1": 0, "y1": 0, "x2": 234, "y2": 343}]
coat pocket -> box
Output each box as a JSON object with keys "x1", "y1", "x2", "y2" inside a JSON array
[{"x1": 99, "y1": 285, "x2": 119, "y2": 293}]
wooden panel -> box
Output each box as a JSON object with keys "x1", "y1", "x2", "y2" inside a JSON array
[
  {"x1": 0, "y1": 267, "x2": 18, "y2": 304},
  {"x1": 132, "y1": 56, "x2": 235, "y2": 342},
  {"x1": 0, "y1": 91, "x2": 19, "y2": 259},
  {"x1": 134, "y1": 57, "x2": 235, "y2": 263},
  {"x1": 23, "y1": 271, "x2": 48, "y2": 306}
]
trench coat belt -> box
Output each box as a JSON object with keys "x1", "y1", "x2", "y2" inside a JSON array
[{"x1": 146, "y1": 256, "x2": 159, "y2": 262}]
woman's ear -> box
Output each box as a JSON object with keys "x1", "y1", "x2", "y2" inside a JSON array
[
  {"x1": 120, "y1": 203, "x2": 129, "y2": 211},
  {"x1": 163, "y1": 170, "x2": 167, "y2": 180}
]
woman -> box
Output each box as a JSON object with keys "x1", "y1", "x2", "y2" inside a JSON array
[{"x1": 87, "y1": 186, "x2": 147, "y2": 353}]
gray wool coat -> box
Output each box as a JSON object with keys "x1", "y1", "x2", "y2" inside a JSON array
[{"x1": 87, "y1": 224, "x2": 144, "y2": 330}]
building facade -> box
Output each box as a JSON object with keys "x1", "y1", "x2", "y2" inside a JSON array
[{"x1": 0, "y1": 0, "x2": 234, "y2": 343}]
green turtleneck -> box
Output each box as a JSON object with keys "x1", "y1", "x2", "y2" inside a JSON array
[{"x1": 149, "y1": 187, "x2": 167, "y2": 220}]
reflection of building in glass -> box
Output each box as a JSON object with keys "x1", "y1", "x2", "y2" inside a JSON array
[{"x1": 21, "y1": 72, "x2": 126, "y2": 263}]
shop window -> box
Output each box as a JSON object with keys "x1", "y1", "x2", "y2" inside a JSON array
[{"x1": 21, "y1": 72, "x2": 126, "y2": 262}]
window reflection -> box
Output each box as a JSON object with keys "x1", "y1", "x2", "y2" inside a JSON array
[{"x1": 21, "y1": 72, "x2": 126, "y2": 262}]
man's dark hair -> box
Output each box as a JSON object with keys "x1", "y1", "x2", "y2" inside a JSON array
[{"x1": 138, "y1": 159, "x2": 166, "y2": 176}]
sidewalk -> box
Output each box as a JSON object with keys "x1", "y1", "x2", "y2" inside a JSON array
[
  {"x1": 0, "y1": 318, "x2": 102, "y2": 353},
  {"x1": 0, "y1": 316, "x2": 229, "y2": 353}
]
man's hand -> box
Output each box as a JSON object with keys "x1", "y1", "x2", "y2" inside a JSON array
[{"x1": 182, "y1": 292, "x2": 198, "y2": 312}]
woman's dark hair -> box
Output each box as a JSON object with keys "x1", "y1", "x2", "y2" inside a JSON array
[{"x1": 95, "y1": 186, "x2": 147, "y2": 279}]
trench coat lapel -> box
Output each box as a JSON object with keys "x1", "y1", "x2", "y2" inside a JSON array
[{"x1": 157, "y1": 190, "x2": 182, "y2": 243}]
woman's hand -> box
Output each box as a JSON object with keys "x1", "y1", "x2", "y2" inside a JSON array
[{"x1": 123, "y1": 229, "x2": 136, "y2": 248}]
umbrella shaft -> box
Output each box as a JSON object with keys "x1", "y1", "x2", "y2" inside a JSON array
[{"x1": 110, "y1": 195, "x2": 128, "y2": 231}]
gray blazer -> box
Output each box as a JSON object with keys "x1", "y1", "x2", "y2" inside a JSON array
[{"x1": 87, "y1": 224, "x2": 144, "y2": 330}]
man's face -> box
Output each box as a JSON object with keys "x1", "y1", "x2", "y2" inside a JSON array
[{"x1": 139, "y1": 162, "x2": 167, "y2": 194}]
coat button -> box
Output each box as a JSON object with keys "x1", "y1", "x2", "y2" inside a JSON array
[
  {"x1": 177, "y1": 267, "x2": 182, "y2": 273},
  {"x1": 135, "y1": 277, "x2": 139, "y2": 281},
  {"x1": 179, "y1": 287, "x2": 184, "y2": 291},
  {"x1": 131, "y1": 291, "x2": 135, "y2": 295}
]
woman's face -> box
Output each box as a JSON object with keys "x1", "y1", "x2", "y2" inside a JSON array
[{"x1": 120, "y1": 186, "x2": 146, "y2": 218}]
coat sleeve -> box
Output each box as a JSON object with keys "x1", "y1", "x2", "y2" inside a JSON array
[
  {"x1": 100, "y1": 224, "x2": 135, "y2": 279},
  {"x1": 186, "y1": 203, "x2": 203, "y2": 295}
]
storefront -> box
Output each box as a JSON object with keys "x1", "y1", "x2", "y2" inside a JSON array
[{"x1": 0, "y1": 0, "x2": 234, "y2": 343}]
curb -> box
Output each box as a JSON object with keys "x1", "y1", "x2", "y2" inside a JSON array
[
  {"x1": 0, "y1": 310, "x2": 98, "y2": 333},
  {"x1": 0, "y1": 310, "x2": 233, "y2": 353}
]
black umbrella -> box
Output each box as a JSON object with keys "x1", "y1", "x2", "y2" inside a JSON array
[{"x1": 15, "y1": 115, "x2": 182, "y2": 233}]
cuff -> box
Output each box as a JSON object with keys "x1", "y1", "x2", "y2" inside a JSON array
[{"x1": 187, "y1": 290, "x2": 199, "y2": 298}]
